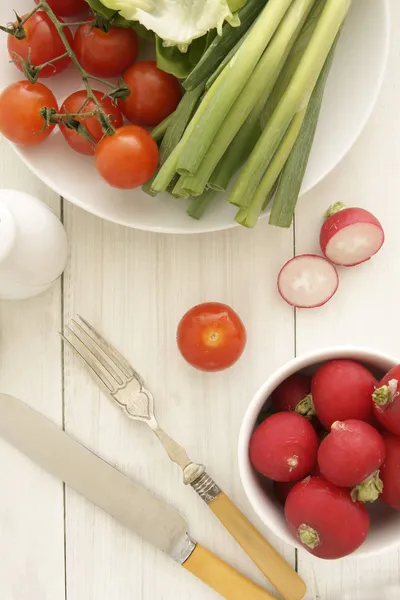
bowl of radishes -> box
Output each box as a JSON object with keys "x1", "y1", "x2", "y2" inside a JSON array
[{"x1": 238, "y1": 347, "x2": 400, "y2": 560}]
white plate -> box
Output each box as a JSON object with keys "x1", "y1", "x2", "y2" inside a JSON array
[{"x1": 0, "y1": 0, "x2": 390, "y2": 234}]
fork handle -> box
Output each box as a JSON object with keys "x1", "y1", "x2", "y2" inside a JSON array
[{"x1": 208, "y1": 492, "x2": 306, "y2": 600}]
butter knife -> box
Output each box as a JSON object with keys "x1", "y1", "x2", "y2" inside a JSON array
[{"x1": 0, "y1": 393, "x2": 278, "y2": 600}]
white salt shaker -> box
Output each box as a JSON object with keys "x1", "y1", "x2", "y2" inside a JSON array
[{"x1": 0, "y1": 189, "x2": 69, "y2": 300}]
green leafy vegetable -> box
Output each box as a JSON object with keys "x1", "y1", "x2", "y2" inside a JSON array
[
  {"x1": 156, "y1": 36, "x2": 208, "y2": 79},
  {"x1": 98, "y1": 0, "x2": 239, "y2": 51}
]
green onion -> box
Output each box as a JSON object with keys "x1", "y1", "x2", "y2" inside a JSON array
[
  {"x1": 187, "y1": 190, "x2": 217, "y2": 219},
  {"x1": 151, "y1": 113, "x2": 174, "y2": 142},
  {"x1": 151, "y1": 66, "x2": 231, "y2": 193},
  {"x1": 177, "y1": 0, "x2": 296, "y2": 176},
  {"x1": 238, "y1": 107, "x2": 307, "y2": 227},
  {"x1": 172, "y1": 176, "x2": 191, "y2": 199},
  {"x1": 159, "y1": 84, "x2": 204, "y2": 164},
  {"x1": 204, "y1": 27, "x2": 251, "y2": 92},
  {"x1": 183, "y1": 0, "x2": 266, "y2": 91},
  {"x1": 181, "y1": 0, "x2": 316, "y2": 196},
  {"x1": 227, "y1": 0, "x2": 351, "y2": 209},
  {"x1": 261, "y1": 0, "x2": 328, "y2": 129},
  {"x1": 209, "y1": 0, "x2": 328, "y2": 195},
  {"x1": 269, "y1": 36, "x2": 339, "y2": 228}
]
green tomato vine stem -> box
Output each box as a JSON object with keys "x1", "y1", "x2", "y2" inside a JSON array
[{"x1": 1, "y1": 1, "x2": 130, "y2": 136}]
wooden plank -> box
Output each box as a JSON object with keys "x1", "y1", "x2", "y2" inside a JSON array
[
  {"x1": 294, "y1": 1, "x2": 400, "y2": 596},
  {"x1": 0, "y1": 139, "x2": 65, "y2": 600},
  {"x1": 62, "y1": 204, "x2": 296, "y2": 600}
]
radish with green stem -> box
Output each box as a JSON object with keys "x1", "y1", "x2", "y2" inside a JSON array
[
  {"x1": 271, "y1": 373, "x2": 315, "y2": 418},
  {"x1": 285, "y1": 476, "x2": 370, "y2": 559},
  {"x1": 372, "y1": 365, "x2": 400, "y2": 436},
  {"x1": 277, "y1": 254, "x2": 339, "y2": 309},
  {"x1": 320, "y1": 203, "x2": 385, "y2": 267},
  {"x1": 317, "y1": 420, "x2": 386, "y2": 503}
]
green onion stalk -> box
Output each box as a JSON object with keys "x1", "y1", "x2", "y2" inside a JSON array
[
  {"x1": 227, "y1": 0, "x2": 352, "y2": 210},
  {"x1": 151, "y1": 0, "x2": 296, "y2": 193},
  {"x1": 180, "y1": 0, "x2": 317, "y2": 198},
  {"x1": 269, "y1": 35, "x2": 339, "y2": 228},
  {"x1": 209, "y1": 0, "x2": 328, "y2": 195}
]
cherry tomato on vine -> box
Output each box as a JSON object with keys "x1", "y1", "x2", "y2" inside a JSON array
[
  {"x1": 119, "y1": 61, "x2": 182, "y2": 127},
  {"x1": 73, "y1": 21, "x2": 139, "y2": 78},
  {"x1": 177, "y1": 302, "x2": 247, "y2": 372},
  {"x1": 95, "y1": 125, "x2": 159, "y2": 189},
  {"x1": 8, "y1": 11, "x2": 73, "y2": 78},
  {"x1": 34, "y1": 0, "x2": 88, "y2": 17},
  {"x1": 0, "y1": 81, "x2": 58, "y2": 147},
  {"x1": 59, "y1": 90, "x2": 123, "y2": 156}
]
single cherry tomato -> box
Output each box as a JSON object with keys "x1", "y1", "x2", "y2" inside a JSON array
[
  {"x1": 0, "y1": 81, "x2": 58, "y2": 147},
  {"x1": 74, "y1": 21, "x2": 138, "y2": 78},
  {"x1": 177, "y1": 302, "x2": 246, "y2": 372},
  {"x1": 95, "y1": 125, "x2": 159, "y2": 189},
  {"x1": 8, "y1": 11, "x2": 73, "y2": 78},
  {"x1": 35, "y1": 0, "x2": 88, "y2": 17},
  {"x1": 59, "y1": 90, "x2": 123, "y2": 156},
  {"x1": 119, "y1": 61, "x2": 182, "y2": 127}
]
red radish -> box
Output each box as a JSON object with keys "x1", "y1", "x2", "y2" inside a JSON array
[
  {"x1": 318, "y1": 420, "x2": 386, "y2": 503},
  {"x1": 273, "y1": 480, "x2": 298, "y2": 504},
  {"x1": 277, "y1": 254, "x2": 339, "y2": 309},
  {"x1": 285, "y1": 476, "x2": 370, "y2": 559},
  {"x1": 320, "y1": 203, "x2": 384, "y2": 267},
  {"x1": 312, "y1": 360, "x2": 376, "y2": 429},
  {"x1": 271, "y1": 373, "x2": 315, "y2": 418},
  {"x1": 380, "y1": 433, "x2": 400, "y2": 510},
  {"x1": 249, "y1": 412, "x2": 318, "y2": 482},
  {"x1": 372, "y1": 365, "x2": 400, "y2": 436}
]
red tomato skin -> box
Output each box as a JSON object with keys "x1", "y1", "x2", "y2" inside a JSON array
[
  {"x1": 95, "y1": 125, "x2": 159, "y2": 189},
  {"x1": 317, "y1": 420, "x2": 386, "y2": 488},
  {"x1": 311, "y1": 360, "x2": 376, "y2": 429},
  {"x1": 271, "y1": 373, "x2": 312, "y2": 413},
  {"x1": 34, "y1": 0, "x2": 88, "y2": 17},
  {"x1": 177, "y1": 302, "x2": 246, "y2": 372},
  {"x1": 8, "y1": 12, "x2": 73, "y2": 78},
  {"x1": 285, "y1": 477, "x2": 370, "y2": 559},
  {"x1": 74, "y1": 23, "x2": 138, "y2": 78},
  {"x1": 0, "y1": 81, "x2": 58, "y2": 146},
  {"x1": 119, "y1": 61, "x2": 182, "y2": 127},
  {"x1": 59, "y1": 90, "x2": 123, "y2": 155},
  {"x1": 249, "y1": 413, "x2": 318, "y2": 482},
  {"x1": 373, "y1": 365, "x2": 400, "y2": 436}
]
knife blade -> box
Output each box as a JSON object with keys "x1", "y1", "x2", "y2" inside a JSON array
[{"x1": 0, "y1": 394, "x2": 278, "y2": 600}]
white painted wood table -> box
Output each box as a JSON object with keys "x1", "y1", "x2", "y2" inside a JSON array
[{"x1": 1, "y1": 3, "x2": 400, "y2": 599}]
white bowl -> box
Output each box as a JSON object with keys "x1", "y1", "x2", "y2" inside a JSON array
[
  {"x1": 238, "y1": 347, "x2": 400, "y2": 559},
  {"x1": 0, "y1": 0, "x2": 390, "y2": 233}
]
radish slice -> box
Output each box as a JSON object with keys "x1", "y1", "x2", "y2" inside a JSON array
[
  {"x1": 320, "y1": 204, "x2": 384, "y2": 267},
  {"x1": 278, "y1": 254, "x2": 339, "y2": 308}
]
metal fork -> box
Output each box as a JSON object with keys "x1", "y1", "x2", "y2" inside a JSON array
[{"x1": 62, "y1": 316, "x2": 306, "y2": 600}]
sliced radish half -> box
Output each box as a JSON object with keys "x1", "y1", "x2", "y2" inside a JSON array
[
  {"x1": 320, "y1": 204, "x2": 384, "y2": 267},
  {"x1": 278, "y1": 254, "x2": 339, "y2": 308}
]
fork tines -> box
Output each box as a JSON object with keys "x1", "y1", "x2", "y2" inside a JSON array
[{"x1": 61, "y1": 316, "x2": 138, "y2": 395}]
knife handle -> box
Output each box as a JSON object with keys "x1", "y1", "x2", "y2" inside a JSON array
[
  {"x1": 183, "y1": 544, "x2": 277, "y2": 600},
  {"x1": 208, "y1": 492, "x2": 306, "y2": 600}
]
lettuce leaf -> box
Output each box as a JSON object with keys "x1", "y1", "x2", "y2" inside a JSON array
[{"x1": 98, "y1": 0, "x2": 240, "y2": 51}]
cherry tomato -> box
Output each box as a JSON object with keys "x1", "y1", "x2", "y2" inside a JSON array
[
  {"x1": 8, "y1": 11, "x2": 73, "y2": 78},
  {"x1": 59, "y1": 90, "x2": 123, "y2": 156},
  {"x1": 34, "y1": 0, "x2": 88, "y2": 17},
  {"x1": 177, "y1": 302, "x2": 247, "y2": 372},
  {"x1": 119, "y1": 61, "x2": 182, "y2": 127},
  {"x1": 74, "y1": 21, "x2": 138, "y2": 78},
  {"x1": 95, "y1": 125, "x2": 159, "y2": 189},
  {"x1": 0, "y1": 81, "x2": 58, "y2": 147}
]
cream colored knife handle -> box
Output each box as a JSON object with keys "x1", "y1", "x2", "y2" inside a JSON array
[
  {"x1": 209, "y1": 493, "x2": 306, "y2": 600},
  {"x1": 183, "y1": 544, "x2": 277, "y2": 600}
]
